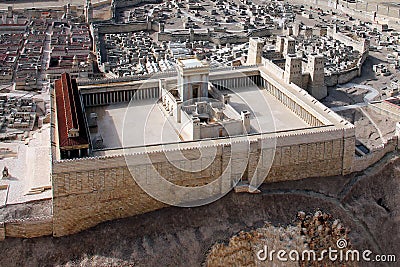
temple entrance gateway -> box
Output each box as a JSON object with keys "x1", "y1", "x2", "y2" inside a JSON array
[{"x1": 193, "y1": 84, "x2": 200, "y2": 99}]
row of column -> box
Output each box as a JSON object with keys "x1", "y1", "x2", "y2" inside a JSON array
[
  {"x1": 212, "y1": 75, "x2": 260, "y2": 89},
  {"x1": 263, "y1": 78, "x2": 322, "y2": 127},
  {"x1": 83, "y1": 87, "x2": 159, "y2": 106},
  {"x1": 249, "y1": 75, "x2": 262, "y2": 86},
  {"x1": 61, "y1": 148, "x2": 90, "y2": 159}
]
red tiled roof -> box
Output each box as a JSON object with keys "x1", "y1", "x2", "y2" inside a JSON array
[{"x1": 55, "y1": 73, "x2": 89, "y2": 149}]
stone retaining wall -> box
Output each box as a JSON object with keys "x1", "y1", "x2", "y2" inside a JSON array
[
  {"x1": 352, "y1": 136, "x2": 398, "y2": 173},
  {"x1": 52, "y1": 125, "x2": 355, "y2": 236},
  {"x1": 1, "y1": 216, "x2": 53, "y2": 239}
]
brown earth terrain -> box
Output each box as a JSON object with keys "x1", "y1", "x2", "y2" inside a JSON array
[
  {"x1": 0, "y1": 152, "x2": 399, "y2": 266},
  {"x1": 206, "y1": 211, "x2": 357, "y2": 267}
]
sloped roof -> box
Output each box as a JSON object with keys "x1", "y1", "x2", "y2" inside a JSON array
[{"x1": 55, "y1": 73, "x2": 89, "y2": 149}]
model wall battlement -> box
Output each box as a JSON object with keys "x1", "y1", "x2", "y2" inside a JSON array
[
  {"x1": 77, "y1": 66, "x2": 259, "y2": 87},
  {"x1": 52, "y1": 122, "x2": 354, "y2": 166}
]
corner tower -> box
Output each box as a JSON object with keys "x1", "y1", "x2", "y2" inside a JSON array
[
  {"x1": 306, "y1": 54, "x2": 327, "y2": 100},
  {"x1": 247, "y1": 37, "x2": 264, "y2": 65},
  {"x1": 284, "y1": 54, "x2": 303, "y2": 88}
]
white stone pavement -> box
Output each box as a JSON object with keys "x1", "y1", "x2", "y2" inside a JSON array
[{"x1": 0, "y1": 125, "x2": 51, "y2": 206}]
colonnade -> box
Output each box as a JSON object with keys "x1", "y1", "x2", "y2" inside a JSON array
[
  {"x1": 212, "y1": 75, "x2": 261, "y2": 89},
  {"x1": 262, "y1": 77, "x2": 324, "y2": 127},
  {"x1": 82, "y1": 87, "x2": 159, "y2": 106}
]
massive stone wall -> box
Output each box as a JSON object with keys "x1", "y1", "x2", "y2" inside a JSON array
[
  {"x1": 325, "y1": 67, "x2": 359, "y2": 87},
  {"x1": 52, "y1": 166, "x2": 165, "y2": 237},
  {"x1": 52, "y1": 144, "x2": 228, "y2": 236},
  {"x1": 52, "y1": 126, "x2": 354, "y2": 236},
  {"x1": 0, "y1": 216, "x2": 53, "y2": 239}
]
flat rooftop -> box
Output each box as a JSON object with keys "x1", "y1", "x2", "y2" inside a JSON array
[
  {"x1": 87, "y1": 85, "x2": 310, "y2": 155},
  {"x1": 178, "y1": 58, "x2": 207, "y2": 68},
  {"x1": 0, "y1": 125, "x2": 51, "y2": 205}
]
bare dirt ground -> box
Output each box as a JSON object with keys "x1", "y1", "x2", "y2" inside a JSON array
[
  {"x1": 206, "y1": 211, "x2": 357, "y2": 266},
  {"x1": 0, "y1": 153, "x2": 399, "y2": 266}
]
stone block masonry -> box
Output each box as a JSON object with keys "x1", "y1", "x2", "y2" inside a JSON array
[
  {"x1": 50, "y1": 65, "x2": 357, "y2": 236},
  {"x1": 2, "y1": 216, "x2": 53, "y2": 238},
  {"x1": 52, "y1": 126, "x2": 354, "y2": 236}
]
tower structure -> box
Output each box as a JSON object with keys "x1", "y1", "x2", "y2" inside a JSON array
[
  {"x1": 276, "y1": 35, "x2": 285, "y2": 54},
  {"x1": 246, "y1": 37, "x2": 264, "y2": 65},
  {"x1": 306, "y1": 54, "x2": 327, "y2": 100},
  {"x1": 284, "y1": 54, "x2": 303, "y2": 88},
  {"x1": 283, "y1": 37, "x2": 296, "y2": 57}
]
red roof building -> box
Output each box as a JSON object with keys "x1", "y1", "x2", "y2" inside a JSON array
[{"x1": 55, "y1": 73, "x2": 89, "y2": 158}]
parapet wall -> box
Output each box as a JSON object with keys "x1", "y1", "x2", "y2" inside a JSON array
[{"x1": 261, "y1": 58, "x2": 285, "y2": 80}]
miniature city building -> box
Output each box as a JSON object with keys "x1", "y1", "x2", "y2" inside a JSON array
[
  {"x1": 306, "y1": 54, "x2": 327, "y2": 99},
  {"x1": 162, "y1": 57, "x2": 250, "y2": 140}
]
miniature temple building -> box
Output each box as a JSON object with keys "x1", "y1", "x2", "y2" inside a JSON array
[{"x1": 160, "y1": 57, "x2": 251, "y2": 140}]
